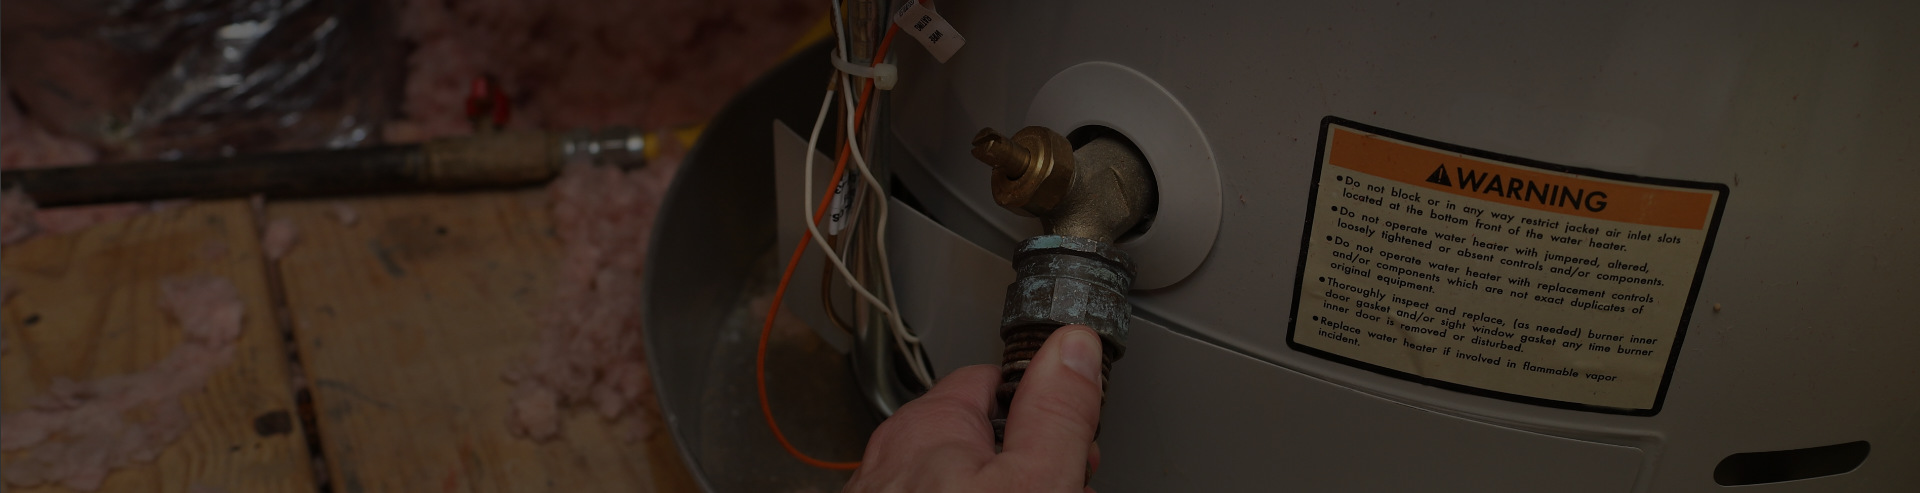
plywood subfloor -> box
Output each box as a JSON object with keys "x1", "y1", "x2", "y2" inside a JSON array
[
  {"x1": 266, "y1": 191, "x2": 698, "y2": 493},
  {"x1": 1, "y1": 200, "x2": 316, "y2": 492},
  {"x1": 1, "y1": 190, "x2": 699, "y2": 492}
]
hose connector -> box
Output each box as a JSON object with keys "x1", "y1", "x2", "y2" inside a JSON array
[{"x1": 972, "y1": 125, "x2": 1155, "y2": 442}]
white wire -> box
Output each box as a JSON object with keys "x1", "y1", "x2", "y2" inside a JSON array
[
  {"x1": 837, "y1": 73, "x2": 910, "y2": 345},
  {"x1": 825, "y1": 0, "x2": 868, "y2": 237},
  {"x1": 862, "y1": 191, "x2": 933, "y2": 387},
  {"x1": 829, "y1": 0, "x2": 849, "y2": 61},
  {"x1": 801, "y1": 88, "x2": 898, "y2": 321},
  {"x1": 837, "y1": 71, "x2": 933, "y2": 386},
  {"x1": 825, "y1": 0, "x2": 933, "y2": 388},
  {"x1": 798, "y1": 81, "x2": 934, "y2": 388}
]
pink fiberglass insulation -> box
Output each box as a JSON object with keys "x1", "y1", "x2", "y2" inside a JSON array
[
  {"x1": 0, "y1": 195, "x2": 151, "y2": 245},
  {"x1": 330, "y1": 202, "x2": 360, "y2": 227},
  {"x1": 2, "y1": 81, "x2": 150, "y2": 243},
  {"x1": 504, "y1": 147, "x2": 682, "y2": 442},
  {"x1": 391, "y1": 0, "x2": 823, "y2": 140},
  {"x1": 0, "y1": 275, "x2": 245, "y2": 491},
  {"x1": 2, "y1": 188, "x2": 39, "y2": 245},
  {"x1": 0, "y1": 81, "x2": 98, "y2": 172},
  {"x1": 0, "y1": 173, "x2": 150, "y2": 246},
  {"x1": 262, "y1": 218, "x2": 300, "y2": 260}
]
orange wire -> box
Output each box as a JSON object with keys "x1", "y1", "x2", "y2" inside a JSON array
[{"x1": 757, "y1": 27, "x2": 900, "y2": 471}]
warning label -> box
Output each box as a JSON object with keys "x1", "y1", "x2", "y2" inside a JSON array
[{"x1": 1288, "y1": 118, "x2": 1728, "y2": 414}]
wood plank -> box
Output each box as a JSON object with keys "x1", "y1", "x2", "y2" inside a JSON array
[
  {"x1": 268, "y1": 191, "x2": 698, "y2": 493},
  {"x1": 1, "y1": 200, "x2": 316, "y2": 492}
]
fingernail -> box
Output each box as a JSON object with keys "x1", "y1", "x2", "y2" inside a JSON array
[{"x1": 1061, "y1": 328, "x2": 1101, "y2": 383}]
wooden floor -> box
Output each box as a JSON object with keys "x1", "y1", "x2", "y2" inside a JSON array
[{"x1": 1, "y1": 191, "x2": 699, "y2": 492}]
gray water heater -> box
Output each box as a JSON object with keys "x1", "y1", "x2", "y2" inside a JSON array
[{"x1": 647, "y1": 1, "x2": 1920, "y2": 491}]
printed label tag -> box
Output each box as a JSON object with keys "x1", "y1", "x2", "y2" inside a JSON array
[
  {"x1": 892, "y1": 1, "x2": 965, "y2": 63},
  {"x1": 1288, "y1": 117, "x2": 1728, "y2": 415},
  {"x1": 827, "y1": 170, "x2": 864, "y2": 235}
]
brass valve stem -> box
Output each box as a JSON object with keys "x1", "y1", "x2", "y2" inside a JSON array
[{"x1": 971, "y1": 129, "x2": 1033, "y2": 180}]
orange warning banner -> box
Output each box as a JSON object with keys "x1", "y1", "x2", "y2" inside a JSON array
[{"x1": 1327, "y1": 127, "x2": 1717, "y2": 230}]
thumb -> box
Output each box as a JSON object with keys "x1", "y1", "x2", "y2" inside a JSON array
[{"x1": 1001, "y1": 325, "x2": 1106, "y2": 477}]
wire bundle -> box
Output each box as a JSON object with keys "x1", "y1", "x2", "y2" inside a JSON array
[{"x1": 756, "y1": 0, "x2": 925, "y2": 472}]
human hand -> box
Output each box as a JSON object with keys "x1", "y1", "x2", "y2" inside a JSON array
[{"x1": 844, "y1": 325, "x2": 1107, "y2": 493}]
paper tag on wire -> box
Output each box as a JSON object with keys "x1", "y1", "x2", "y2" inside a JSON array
[
  {"x1": 892, "y1": 1, "x2": 965, "y2": 63},
  {"x1": 827, "y1": 170, "x2": 864, "y2": 235}
]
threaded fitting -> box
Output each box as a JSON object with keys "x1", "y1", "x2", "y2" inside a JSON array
[{"x1": 990, "y1": 235, "x2": 1134, "y2": 441}]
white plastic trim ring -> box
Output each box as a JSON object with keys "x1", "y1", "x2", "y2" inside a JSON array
[{"x1": 1025, "y1": 62, "x2": 1222, "y2": 290}]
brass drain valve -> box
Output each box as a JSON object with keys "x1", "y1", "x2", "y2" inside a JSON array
[{"x1": 971, "y1": 126, "x2": 1156, "y2": 441}]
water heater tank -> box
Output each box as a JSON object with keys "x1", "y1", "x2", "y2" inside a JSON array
[{"x1": 875, "y1": 0, "x2": 1918, "y2": 490}]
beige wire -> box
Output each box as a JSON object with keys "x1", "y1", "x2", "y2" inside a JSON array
[{"x1": 836, "y1": 71, "x2": 932, "y2": 386}]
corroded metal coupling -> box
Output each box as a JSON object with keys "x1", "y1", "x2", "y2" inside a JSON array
[
  {"x1": 972, "y1": 126, "x2": 1155, "y2": 442},
  {"x1": 992, "y1": 236, "x2": 1132, "y2": 439}
]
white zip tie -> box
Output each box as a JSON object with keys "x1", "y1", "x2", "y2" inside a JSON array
[{"x1": 831, "y1": 52, "x2": 897, "y2": 90}]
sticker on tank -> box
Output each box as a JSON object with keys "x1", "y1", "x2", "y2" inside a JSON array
[{"x1": 1287, "y1": 116, "x2": 1728, "y2": 415}]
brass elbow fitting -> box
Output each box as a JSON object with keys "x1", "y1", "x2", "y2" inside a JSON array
[
  {"x1": 971, "y1": 127, "x2": 1155, "y2": 243},
  {"x1": 970, "y1": 125, "x2": 1156, "y2": 442}
]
